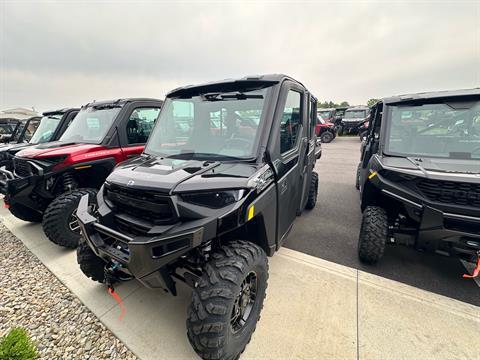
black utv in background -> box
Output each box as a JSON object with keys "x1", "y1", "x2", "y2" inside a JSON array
[
  {"x1": 0, "y1": 108, "x2": 78, "y2": 172},
  {"x1": 357, "y1": 88, "x2": 480, "y2": 266},
  {"x1": 76, "y1": 74, "x2": 320, "y2": 359},
  {"x1": 0, "y1": 119, "x2": 22, "y2": 142}
]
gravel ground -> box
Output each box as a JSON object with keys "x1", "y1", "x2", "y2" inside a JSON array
[{"x1": 0, "y1": 223, "x2": 137, "y2": 359}]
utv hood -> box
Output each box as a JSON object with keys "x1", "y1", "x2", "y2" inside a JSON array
[
  {"x1": 107, "y1": 156, "x2": 259, "y2": 194},
  {"x1": 15, "y1": 142, "x2": 107, "y2": 159},
  {"x1": 381, "y1": 156, "x2": 480, "y2": 175}
]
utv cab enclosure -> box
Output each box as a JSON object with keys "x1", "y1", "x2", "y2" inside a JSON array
[
  {"x1": 76, "y1": 74, "x2": 320, "y2": 360},
  {"x1": 0, "y1": 108, "x2": 78, "y2": 173},
  {"x1": 357, "y1": 88, "x2": 480, "y2": 266},
  {"x1": 3, "y1": 98, "x2": 162, "y2": 248}
]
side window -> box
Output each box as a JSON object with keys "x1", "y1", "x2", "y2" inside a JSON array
[
  {"x1": 280, "y1": 90, "x2": 302, "y2": 154},
  {"x1": 126, "y1": 107, "x2": 161, "y2": 144}
]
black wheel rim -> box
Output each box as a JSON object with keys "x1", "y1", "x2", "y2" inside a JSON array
[{"x1": 230, "y1": 271, "x2": 257, "y2": 333}]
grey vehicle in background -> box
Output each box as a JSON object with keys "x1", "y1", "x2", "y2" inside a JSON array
[{"x1": 341, "y1": 106, "x2": 370, "y2": 135}]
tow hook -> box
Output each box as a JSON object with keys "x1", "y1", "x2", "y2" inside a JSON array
[
  {"x1": 463, "y1": 251, "x2": 480, "y2": 279},
  {"x1": 105, "y1": 261, "x2": 126, "y2": 320}
]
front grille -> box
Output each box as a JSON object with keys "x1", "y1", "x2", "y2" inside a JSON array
[
  {"x1": 105, "y1": 183, "x2": 176, "y2": 234},
  {"x1": 416, "y1": 179, "x2": 480, "y2": 207},
  {"x1": 13, "y1": 158, "x2": 31, "y2": 177}
]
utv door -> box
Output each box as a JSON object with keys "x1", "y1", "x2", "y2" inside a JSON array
[
  {"x1": 117, "y1": 104, "x2": 161, "y2": 160},
  {"x1": 270, "y1": 82, "x2": 308, "y2": 243}
]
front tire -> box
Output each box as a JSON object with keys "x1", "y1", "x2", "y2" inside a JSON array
[
  {"x1": 358, "y1": 206, "x2": 387, "y2": 264},
  {"x1": 187, "y1": 241, "x2": 268, "y2": 360},
  {"x1": 8, "y1": 203, "x2": 42, "y2": 222},
  {"x1": 43, "y1": 188, "x2": 98, "y2": 248},
  {"x1": 305, "y1": 171, "x2": 318, "y2": 210},
  {"x1": 77, "y1": 240, "x2": 105, "y2": 283},
  {"x1": 320, "y1": 131, "x2": 334, "y2": 143}
]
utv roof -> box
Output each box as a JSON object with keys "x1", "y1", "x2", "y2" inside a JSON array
[
  {"x1": 167, "y1": 74, "x2": 306, "y2": 98},
  {"x1": 318, "y1": 108, "x2": 336, "y2": 111},
  {"x1": 83, "y1": 98, "x2": 163, "y2": 108},
  {"x1": 43, "y1": 107, "x2": 80, "y2": 116},
  {"x1": 382, "y1": 88, "x2": 480, "y2": 104}
]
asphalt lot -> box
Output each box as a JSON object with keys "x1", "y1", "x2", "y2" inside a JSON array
[{"x1": 285, "y1": 137, "x2": 480, "y2": 307}]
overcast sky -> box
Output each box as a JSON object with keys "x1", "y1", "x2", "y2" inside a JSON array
[{"x1": 1, "y1": 0, "x2": 479, "y2": 112}]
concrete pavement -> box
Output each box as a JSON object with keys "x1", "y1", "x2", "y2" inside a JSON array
[
  {"x1": 1, "y1": 206, "x2": 478, "y2": 359},
  {"x1": 286, "y1": 137, "x2": 480, "y2": 306}
]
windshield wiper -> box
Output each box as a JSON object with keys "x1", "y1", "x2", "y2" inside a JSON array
[
  {"x1": 165, "y1": 152, "x2": 245, "y2": 161},
  {"x1": 406, "y1": 157, "x2": 428, "y2": 176},
  {"x1": 201, "y1": 92, "x2": 263, "y2": 101}
]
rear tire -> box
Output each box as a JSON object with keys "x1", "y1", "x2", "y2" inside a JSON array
[
  {"x1": 77, "y1": 240, "x2": 105, "y2": 283},
  {"x1": 358, "y1": 206, "x2": 387, "y2": 264},
  {"x1": 320, "y1": 131, "x2": 334, "y2": 143},
  {"x1": 8, "y1": 203, "x2": 42, "y2": 223},
  {"x1": 187, "y1": 241, "x2": 268, "y2": 360},
  {"x1": 43, "y1": 188, "x2": 98, "y2": 248},
  {"x1": 305, "y1": 171, "x2": 318, "y2": 210}
]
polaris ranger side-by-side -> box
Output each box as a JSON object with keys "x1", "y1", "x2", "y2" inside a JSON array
[
  {"x1": 1, "y1": 98, "x2": 162, "y2": 248},
  {"x1": 357, "y1": 88, "x2": 480, "y2": 267},
  {"x1": 75, "y1": 75, "x2": 320, "y2": 359},
  {"x1": 341, "y1": 106, "x2": 370, "y2": 135},
  {"x1": 0, "y1": 108, "x2": 78, "y2": 174}
]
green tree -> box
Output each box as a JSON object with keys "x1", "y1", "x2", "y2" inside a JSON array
[
  {"x1": 317, "y1": 101, "x2": 350, "y2": 109},
  {"x1": 367, "y1": 98, "x2": 380, "y2": 107}
]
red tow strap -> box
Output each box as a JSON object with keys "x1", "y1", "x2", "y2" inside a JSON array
[
  {"x1": 108, "y1": 287, "x2": 126, "y2": 321},
  {"x1": 463, "y1": 256, "x2": 480, "y2": 279}
]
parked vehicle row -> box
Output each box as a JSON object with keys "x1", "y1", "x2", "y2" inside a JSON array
[{"x1": 2, "y1": 78, "x2": 479, "y2": 359}]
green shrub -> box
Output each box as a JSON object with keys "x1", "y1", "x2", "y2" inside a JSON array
[{"x1": 0, "y1": 328, "x2": 37, "y2": 360}]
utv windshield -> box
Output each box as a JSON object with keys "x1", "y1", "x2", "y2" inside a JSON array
[
  {"x1": 344, "y1": 110, "x2": 366, "y2": 119},
  {"x1": 144, "y1": 88, "x2": 269, "y2": 160},
  {"x1": 29, "y1": 114, "x2": 62, "y2": 144},
  {"x1": 385, "y1": 100, "x2": 480, "y2": 160},
  {"x1": 59, "y1": 107, "x2": 120, "y2": 144},
  {"x1": 318, "y1": 111, "x2": 333, "y2": 118}
]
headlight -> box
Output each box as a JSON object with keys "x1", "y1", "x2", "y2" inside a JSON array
[{"x1": 181, "y1": 190, "x2": 245, "y2": 208}]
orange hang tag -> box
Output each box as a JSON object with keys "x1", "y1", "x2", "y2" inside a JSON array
[
  {"x1": 108, "y1": 287, "x2": 126, "y2": 321},
  {"x1": 463, "y1": 257, "x2": 480, "y2": 279}
]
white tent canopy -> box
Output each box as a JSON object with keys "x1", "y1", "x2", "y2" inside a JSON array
[{"x1": 0, "y1": 107, "x2": 39, "y2": 120}]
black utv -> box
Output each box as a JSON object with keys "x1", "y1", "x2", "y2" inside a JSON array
[
  {"x1": 75, "y1": 75, "x2": 320, "y2": 359},
  {"x1": 357, "y1": 88, "x2": 480, "y2": 267},
  {"x1": 0, "y1": 108, "x2": 78, "y2": 173}
]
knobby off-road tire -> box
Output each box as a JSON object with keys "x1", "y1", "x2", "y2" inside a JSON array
[
  {"x1": 320, "y1": 131, "x2": 334, "y2": 143},
  {"x1": 305, "y1": 171, "x2": 319, "y2": 210},
  {"x1": 77, "y1": 240, "x2": 105, "y2": 283},
  {"x1": 358, "y1": 206, "x2": 388, "y2": 264},
  {"x1": 8, "y1": 203, "x2": 42, "y2": 222},
  {"x1": 187, "y1": 241, "x2": 268, "y2": 360},
  {"x1": 355, "y1": 164, "x2": 361, "y2": 190},
  {"x1": 43, "y1": 188, "x2": 98, "y2": 248}
]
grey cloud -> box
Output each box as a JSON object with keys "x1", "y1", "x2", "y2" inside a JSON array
[{"x1": 1, "y1": 0, "x2": 479, "y2": 111}]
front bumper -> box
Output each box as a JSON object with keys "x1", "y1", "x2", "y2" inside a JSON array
[
  {"x1": 76, "y1": 194, "x2": 218, "y2": 289},
  {"x1": 342, "y1": 121, "x2": 363, "y2": 130},
  {"x1": 372, "y1": 173, "x2": 480, "y2": 256},
  {"x1": 0, "y1": 169, "x2": 48, "y2": 213}
]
